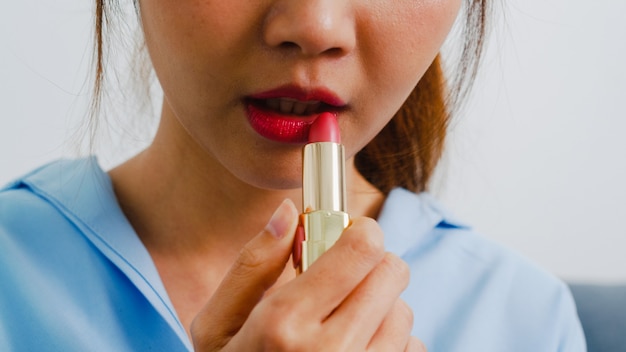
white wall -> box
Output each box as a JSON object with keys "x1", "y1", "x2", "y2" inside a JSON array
[
  {"x1": 434, "y1": 0, "x2": 626, "y2": 283},
  {"x1": 0, "y1": 1, "x2": 93, "y2": 174},
  {"x1": 1, "y1": 0, "x2": 625, "y2": 282}
]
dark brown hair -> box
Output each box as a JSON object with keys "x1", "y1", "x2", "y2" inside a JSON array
[
  {"x1": 357, "y1": 1, "x2": 489, "y2": 194},
  {"x1": 92, "y1": 0, "x2": 489, "y2": 194}
]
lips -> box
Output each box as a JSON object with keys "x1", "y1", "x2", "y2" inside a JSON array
[{"x1": 244, "y1": 85, "x2": 345, "y2": 144}]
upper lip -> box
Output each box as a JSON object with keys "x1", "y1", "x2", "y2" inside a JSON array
[{"x1": 247, "y1": 84, "x2": 346, "y2": 107}]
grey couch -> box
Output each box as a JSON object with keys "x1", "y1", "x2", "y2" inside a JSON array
[{"x1": 569, "y1": 283, "x2": 626, "y2": 352}]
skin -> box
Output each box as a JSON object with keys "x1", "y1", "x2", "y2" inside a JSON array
[{"x1": 109, "y1": 0, "x2": 461, "y2": 350}]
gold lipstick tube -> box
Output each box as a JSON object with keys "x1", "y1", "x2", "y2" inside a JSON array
[{"x1": 297, "y1": 142, "x2": 350, "y2": 274}]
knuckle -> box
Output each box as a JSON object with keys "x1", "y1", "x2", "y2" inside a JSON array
[
  {"x1": 265, "y1": 333, "x2": 300, "y2": 351},
  {"x1": 258, "y1": 309, "x2": 302, "y2": 351},
  {"x1": 190, "y1": 317, "x2": 222, "y2": 351},
  {"x1": 189, "y1": 317, "x2": 202, "y2": 339},
  {"x1": 345, "y1": 217, "x2": 385, "y2": 260},
  {"x1": 398, "y1": 299, "x2": 414, "y2": 329},
  {"x1": 382, "y1": 253, "x2": 410, "y2": 287},
  {"x1": 260, "y1": 294, "x2": 291, "y2": 318},
  {"x1": 232, "y1": 243, "x2": 264, "y2": 277},
  {"x1": 412, "y1": 336, "x2": 428, "y2": 352}
]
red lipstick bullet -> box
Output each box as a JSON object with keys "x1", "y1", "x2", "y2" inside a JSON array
[{"x1": 307, "y1": 112, "x2": 341, "y2": 144}]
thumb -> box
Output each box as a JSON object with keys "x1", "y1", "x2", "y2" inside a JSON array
[{"x1": 191, "y1": 199, "x2": 299, "y2": 350}]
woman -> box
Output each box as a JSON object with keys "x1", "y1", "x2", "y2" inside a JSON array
[{"x1": 0, "y1": 0, "x2": 585, "y2": 350}]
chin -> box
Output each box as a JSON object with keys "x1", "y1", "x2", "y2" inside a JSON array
[
  {"x1": 253, "y1": 175, "x2": 302, "y2": 191},
  {"x1": 235, "y1": 166, "x2": 303, "y2": 191}
]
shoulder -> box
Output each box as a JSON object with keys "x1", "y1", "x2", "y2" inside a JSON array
[
  {"x1": 0, "y1": 177, "x2": 70, "y2": 248},
  {"x1": 0, "y1": 157, "x2": 124, "y2": 280},
  {"x1": 0, "y1": 159, "x2": 189, "y2": 351},
  {"x1": 380, "y1": 189, "x2": 566, "y2": 295},
  {"x1": 0, "y1": 159, "x2": 107, "y2": 273},
  {"x1": 379, "y1": 188, "x2": 586, "y2": 351},
  {"x1": 0, "y1": 158, "x2": 104, "y2": 239},
  {"x1": 380, "y1": 188, "x2": 561, "y2": 286}
]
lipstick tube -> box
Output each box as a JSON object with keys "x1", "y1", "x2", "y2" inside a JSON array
[{"x1": 296, "y1": 113, "x2": 350, "y2": 274}]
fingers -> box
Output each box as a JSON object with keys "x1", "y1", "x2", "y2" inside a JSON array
[
  {"x1": 223, "y1": 216, "x2": 391, "y2": 351},
  {"x1": 191, "y1": 199, "x2": 299, "y2": 351},
  {"x1": 290, "y1": 217, "x2": 387, "y2": 319},
  {"x1": 366, "y1": 299, "x2": 414, "y2": 351},
  {"x1": 405, "y1": 336, "x2": 428, "y2": 352},
  {"x1": 324, "y1": 252, "x2": 411, "y2": 349},
  {"x1": 193, "y1": 213, "x2": 419, "y2": 351}
]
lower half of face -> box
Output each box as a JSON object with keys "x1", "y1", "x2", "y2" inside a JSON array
[{"x1": 139, "y1": 0, "x2": 462, "y2": 190}]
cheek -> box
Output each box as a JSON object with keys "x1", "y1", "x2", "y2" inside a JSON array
[
  {"x1": 139, "y1": 1, "x2": 257, "y2": 95},
  {"x1": 363, "y1": 0, "x2": 461, "y2": 94},
  {"x1": 139, "y1": 0, "x2": 262, "y2": 144},
  {"x1": 348, "y1": 0, "x2": 461, "y2": 147},
  {"x1": 140, "y1": 0, "x2": 248, "y2": 49}
]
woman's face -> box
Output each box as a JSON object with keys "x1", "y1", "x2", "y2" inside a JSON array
[{"x1": 139, "y1": 0, "x2": 461, "y2": 190}]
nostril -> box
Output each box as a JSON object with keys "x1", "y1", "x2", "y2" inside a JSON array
[
  {"x1": 262, "y1": 4, "x2": 356, "y2": 57},
  {"x1": 321, "y1": 47, "x2": 344, "y2": 58},
  {"x1": 277, "y1": 41, "x2": 344, "y2": 57},
  {"x1": 279, "y1": 42, "x2": 300, "y2": 50}
]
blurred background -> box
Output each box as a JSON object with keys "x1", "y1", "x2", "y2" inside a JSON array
[{"x1": 1, "y1": 0, "x2": 625, "y2": 283}]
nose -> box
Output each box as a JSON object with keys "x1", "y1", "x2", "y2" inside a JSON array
[{"x1": 262, "y1": 0, "x2": 356, "y2": 57}]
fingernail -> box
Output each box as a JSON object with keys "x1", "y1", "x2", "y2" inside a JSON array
[{"x1": 265, "y1": 199, "x2": 297, "y2": 239}]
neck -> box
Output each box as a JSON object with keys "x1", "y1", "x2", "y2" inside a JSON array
[{"x1": 109, "y1": 108, "x2": 384, "y2": 257}]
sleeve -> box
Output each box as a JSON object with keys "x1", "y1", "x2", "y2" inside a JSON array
[{"x1": 555, "y1": 283, "x2": 587, "y2": 352}]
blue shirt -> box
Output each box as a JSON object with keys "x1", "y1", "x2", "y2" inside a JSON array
[{"x1": 0, "y1": 158, "x2": 585, "y2": 351}]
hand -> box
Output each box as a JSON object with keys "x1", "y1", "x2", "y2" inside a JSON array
[{"x1": 191, "y1": 199, "x2": 425, "y2": 351}]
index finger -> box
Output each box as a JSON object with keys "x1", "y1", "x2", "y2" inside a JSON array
[{"x1": 288, "y1": 217, "x2": 387, "y2": 320}]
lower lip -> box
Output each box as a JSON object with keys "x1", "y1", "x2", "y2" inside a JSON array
[{"x1": 245, "y1": 104, "x2": 319, "y2": 144}]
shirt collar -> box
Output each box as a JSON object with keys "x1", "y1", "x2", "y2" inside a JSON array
[{"x1": 378, "y1": 188, "x2": 469, "y2": 258}]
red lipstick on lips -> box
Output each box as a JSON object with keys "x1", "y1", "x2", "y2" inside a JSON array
[
  {"x1": 249, "y1": 85, "x2": 345, "y2": 106},
  {"x1": 294, "y1": 112, "x2": 349, "y2": 274},
  {"x1": 245, "y1": 85, "x2": 345, "y2": 144}
]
